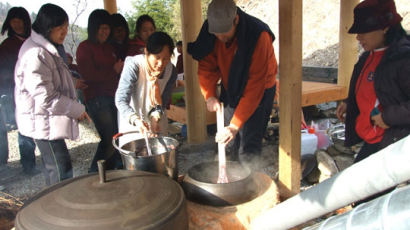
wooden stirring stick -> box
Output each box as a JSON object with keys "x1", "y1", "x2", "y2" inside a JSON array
[{"x1": 217, "y1": 103, "x2": 228, "y2": 183}]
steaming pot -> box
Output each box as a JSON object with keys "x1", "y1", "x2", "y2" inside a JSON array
[{"x1": 182, "y1": 161, "x2": 259, "y2": 206}]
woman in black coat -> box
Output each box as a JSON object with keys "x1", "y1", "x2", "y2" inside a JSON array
[
  {"x1": 0, "y1": 7, "x2": 37, "y2": 175},
  {"x1": 336, "y1": 0, "x2": 410, "y2": 162}
]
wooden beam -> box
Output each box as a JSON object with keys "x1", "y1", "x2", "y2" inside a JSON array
[
  {"x1": 167, "y1": 105, "x2": 216, "y2": 125},
  {"x1": 278, "y1": 0, "x2": 302, "y2": 199},
  {"x1": 180, "y1": 0, "x2": 208, "y2": 143},
  {"x1": 338, "y1": 0, "x2": 359, "y2": 96},
  {"x1": 103, "y1": 0, "x2": 117, "y2": 14},
  {"x1": 301, "y1": 82, "x2": 346, "y2": 107}
]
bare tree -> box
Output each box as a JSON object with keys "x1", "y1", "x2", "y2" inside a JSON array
[{"x1": 68, "y1": 0, "x2": 88, "y2": 62}]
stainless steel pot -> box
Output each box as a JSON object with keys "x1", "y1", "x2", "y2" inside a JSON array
[
  {"x1": 113, "y1": 132, "x2": 179, "y2": 179},
  {"x1": 182, "y1": 161, "x2": 258, "y2": 206},
  {"x1": 328, "y1": 124, "x2": 345, "y2": 144},
  {"x1": 328, "y1": 124, "x2": 354, "y2": 154}
]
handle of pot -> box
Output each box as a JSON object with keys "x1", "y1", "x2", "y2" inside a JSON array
[
  {"x1": 332, "y1": 124, "x2": 345, "y2": 129},
  {"x1": 327, "y1": 124, "x2": 345, "y2": 134},
  {"x1": 112, "y1": 132, "x2": 124, "y2": 154},
  {"x1": 112, "y1": 130, "x2": 156, "y2": 155},
  {"x1": 112, "y1": 131, "x2": 141, "y2": 155}
]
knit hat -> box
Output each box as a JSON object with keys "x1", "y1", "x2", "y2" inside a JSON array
[
  {"x1": 207, "y1": 0, "x2": 237, "y2": 34},
  {"x1": 348, "y1": 0, "x2": 402, "y2": 34}
]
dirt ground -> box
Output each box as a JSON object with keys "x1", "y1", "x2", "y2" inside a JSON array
[{"x1": 0, "y1": 193, "x2": 22, "y2": 230}]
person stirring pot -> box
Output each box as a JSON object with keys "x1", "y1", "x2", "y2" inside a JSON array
[{"x1": 115, "y1": 32, "x2": 177, "y2": 146}]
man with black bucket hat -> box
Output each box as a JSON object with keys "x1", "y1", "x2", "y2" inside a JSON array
[
  {"x1": 336, "y1": 0, "x2": 410, "y2": 205},
  {"x1": 188, "y1": 0, "x2": 278, "y2": 166}
]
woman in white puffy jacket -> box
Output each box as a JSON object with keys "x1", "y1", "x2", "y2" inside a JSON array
[{"x1": 14, "y1": 4, "x2": 89, "y2": 185}]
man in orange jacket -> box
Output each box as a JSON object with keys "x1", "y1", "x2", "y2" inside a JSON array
[{"x1": 188, "y1": 0, "x2": 277, "y2": 163}]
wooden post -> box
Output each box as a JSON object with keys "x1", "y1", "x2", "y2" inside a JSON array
[
  {"x1": 103, "y1": 0, "x2": 117, "y2": 14},
  {"x1": 338, "y1": 0, "x2": 359, "y2": 96},
  {"x1": 278, "y1": 0, "x2": 303, "y2": 199},
  {"x1": 180, "y1": 0, "x2": 208, "y2": 143}
]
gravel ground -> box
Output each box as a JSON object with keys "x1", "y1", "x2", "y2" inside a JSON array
[{"x1": 1, "y1": 121, "x2": 100, "y2": 199}]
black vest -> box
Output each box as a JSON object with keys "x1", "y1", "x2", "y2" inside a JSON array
[{"x1": 188, "y1": 8, "x2": 275, "y2": 107}]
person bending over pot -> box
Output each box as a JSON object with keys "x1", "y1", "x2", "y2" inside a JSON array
[
  {"x1": 115, "y1": 32, "x2": 177, "y2": 146},
  {"x1": 188, "y1": 0, "x2": 278, "y2": 164}
]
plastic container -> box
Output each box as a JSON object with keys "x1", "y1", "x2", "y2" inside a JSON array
[
  {"x1": 315, "y1": 130, "x2": 331, "y2": 149},
  {"x1": 181, "y1": 124, "x2": 187, "y2": 138},
  {"x1": 301, "y1": 129, "x2": 318, "y2": 156},
  {"x1": 308, "y1": 121, "x2": 332, "y2": 150}
]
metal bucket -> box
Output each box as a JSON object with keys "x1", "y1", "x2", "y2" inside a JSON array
[
  {"x1": 328, "y1": 124, "x2": 354, "y2": 154},
  {"x1": 113, "y1": 131, "x2": 179, "y2": 179}
]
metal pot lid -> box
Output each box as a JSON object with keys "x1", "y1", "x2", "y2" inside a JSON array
[{"x1": 16, "y1": 170, "x2": 185, "y2": 230}]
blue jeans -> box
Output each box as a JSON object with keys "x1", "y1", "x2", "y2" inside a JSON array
[
  {"x1": 0, "y1": 101, "x2": 36, "y2": 171},
  {"x1": 0, "y1": 92, "x2": 16, "y2": 127},
  {"x1": 86, "y1": 96, "x2": 122, "y2": 172},
  {"x1": 34, "y1": 139, "x2": 72, "y2": 185},
  {"x1": 18, "y1": 133, "x2": 36, "y2": 172},
  {"x1": 0, "y1": 107, "x2": 8, "y2": 165}
]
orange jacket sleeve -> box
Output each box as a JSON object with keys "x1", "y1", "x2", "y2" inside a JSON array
[
  {"x1": 230, "y1": 32, "x2": 277, "y2": 128},
  {"x1": 198, "y1": 51, "x2": 220, "y2": 100}
]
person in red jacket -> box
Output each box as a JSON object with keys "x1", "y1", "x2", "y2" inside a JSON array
[
  {"x1": 110, "y1": 13, "x2": 129, "y2": 61},
  {"x1": 336, "y1": 0, "x2": 409, "y2": 162},
  {"x1": 0, "y1": 7, "x2": 37, "y2": 175},
  {"x1": 336, "y1": 0, "x2": 410, "y2": 205},
  {"x1": 188, "y1": 0, "x2": 278, "y2": 165},
  {"x1": 0, "y1": 7, "x2": 31, "y2": 130},
  {"x1": 176, "y1": 41, "x2": 183, "y2": 74},
  {"x1": 175, "y1": 41, "x2": 184, "y2": 87},
  {"x1": 127, "y1": 14, "x2": 156, "y2": 56},
  {"x1": 76, "y1": 9, "x2": 124, "y2": 172}
]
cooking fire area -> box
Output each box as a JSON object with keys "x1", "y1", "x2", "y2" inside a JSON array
[{"x1": 2, "y1": 105, "x2": 356, "y2": 229}]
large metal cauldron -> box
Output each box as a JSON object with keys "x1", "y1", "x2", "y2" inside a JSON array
[
  {"x1": 15, "y1": 169, "x2": 188, "y2": 230},
  {"x1": 113, "y1": 132, "x2": 179, "y2": 179},
  {"x1": 182, "y1": 161, "x2": 258, "y2": 206}
]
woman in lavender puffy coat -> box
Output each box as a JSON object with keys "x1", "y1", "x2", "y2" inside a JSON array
[{"x1": 15, "y1": 4, "x2": 89, "y2": 185}]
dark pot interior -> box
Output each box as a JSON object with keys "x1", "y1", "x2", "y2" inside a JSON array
[{"x1": 182, "y1": 161, "x2": 259, "y2": 206}]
